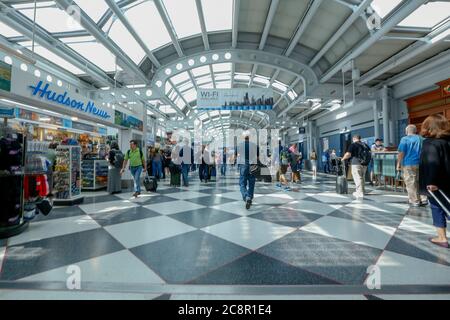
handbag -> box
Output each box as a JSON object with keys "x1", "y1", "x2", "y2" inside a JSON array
[
  {"x1": 36, "y1": 198, "x2": 53, "y2": 216},
  {"x1": 250, "y1": 163, "x2": 260, "y2": 176}
]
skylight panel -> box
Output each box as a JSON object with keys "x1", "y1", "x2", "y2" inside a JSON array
[
  {"x1": 272, "y1": 81, "x2": 288, "y2": 92},
  {"x1": 63, "y1": 37, "x2": 117, "y2": 72},
  {"x1": 171, "y1": 72, "x2": 191, "y2": 85},
  {"x1": 74, "y1": 0, "x2": 109, "y2": 23},
  {"x1": 106, "y1": 19, "x2": 145, "y2": 64},
  {"x1": 192, "y1": 65, "x2": 211, "y2": 77},
  {"x1": 216, "y1": 81, "x2": 231, "y2": 89},
  {"x1": 370, "y1": 0, "x2": 403, "y2": 19},
  {"x1": 398, "y1": 1, "x2": 450, "y2": 28},
  {"x1": 0, "y1": 21, "x2": 21, "y2": 37},
  {"x1": 199, "y1": 82, "x2": 214, "y2": 89},
  {"x1": 160, "y1": 105, "x2": 176, "y2": 114},
  {"x1": 18, "y1": 41, "x2": 85, "y2": 75},
  {"x1": 235, "y1": 73, "x2": 251, "y2": 81},
  {"x1": 124, "y1": 1, "x2": 172, "y2": 51},
  {"x1": 213, "y1": 63, "x2": 232, "y2": 73},
  {"x1": 178, "y1": 81, "x2": 194, "y2": 93},
  {"x1": 163, "y1": 0, "x2": 202, "y2": 39},
  {"x1": 183, "y1": 88, "x2": 197, "y2": 103},
  {"x1": 18, "y1": 6, "x2": 83, "y2": 33},
  {"x1": 253, "y1": 75, "x2": 270, "y2": 86},
  {"x1": 201, "y1": 0, "x2": 232, "y2": 32}
]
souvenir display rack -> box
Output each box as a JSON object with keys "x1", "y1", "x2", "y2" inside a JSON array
[
  {"x1": 81, "y1": 159, "x2": 108, "y2": 190},
  {"x1": 53, "y1": 145, "x2": 84, "y2": 205}
]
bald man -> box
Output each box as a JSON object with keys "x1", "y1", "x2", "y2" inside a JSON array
[{"x1": 397, "y1": 125, "x2": 428, "y2": 207}]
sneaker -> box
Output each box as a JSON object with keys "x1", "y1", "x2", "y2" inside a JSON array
[
  {"x1": 421, "y1": 200, "x2": 429, "y2": 206},
  {"x1": 245, "y1": 200, "x2": 252, "y2": 210},
  {"x1": 410, "y1": 202, "x2": 421, "y2": 207},
  {"x1": 275, "y1": 183, "x2": 282, "y2": 189},
  {"x1": 283, "y1": 186, "x2": 291, "y2": 191}
]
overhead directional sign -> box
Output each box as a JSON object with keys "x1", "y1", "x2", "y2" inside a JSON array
[{"x1": 197, "y1": 88, "x2": 274, "y2": 111}]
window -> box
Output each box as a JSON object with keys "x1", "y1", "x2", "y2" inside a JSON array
[
  {"x1": 201, "y1": 0, "x2": 232, "y2": 32},
  {"x1": 163, "y1": 0, "x2": 201, "y2": 39},
  {"x1": 183, "y1": 88, "x2": 197, "y2": 103},
  {"x1": 272, "y1": 81, "x2": 288, "y2": 92}
]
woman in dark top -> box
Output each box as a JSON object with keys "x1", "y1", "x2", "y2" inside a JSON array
[
  {"x1": 419, "y1": 114, "x2": 450, "y2": 248},
  {"x1": 106, "y1": 141, "x2": 122, "y2": 194}
]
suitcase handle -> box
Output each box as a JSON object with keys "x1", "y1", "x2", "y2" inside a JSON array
[{"x1": 428, "y1": 189, "x2": 450, "y2": 216}]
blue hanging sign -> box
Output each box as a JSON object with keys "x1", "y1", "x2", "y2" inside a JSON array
[{"x1": 28, "y1": 81, "x2": 111, "y2": 120}]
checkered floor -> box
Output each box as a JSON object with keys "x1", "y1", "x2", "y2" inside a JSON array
[{"x1": 1, "y1": 168, "x2": 449, "y2": 300}]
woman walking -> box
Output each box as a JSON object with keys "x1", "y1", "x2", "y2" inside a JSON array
[
  {"x1": 106, "y1": 141, "x2": 123, "y2": 194},
  {"x1": 419, "y1": 114, "x2": 450, "y2": 248},
  {"x1": 310, "y1": 149, "x2": 318, "y2": 179}
]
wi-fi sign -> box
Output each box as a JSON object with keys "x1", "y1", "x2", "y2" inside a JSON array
[{"x1": 65, "y1": 5, "x2": 82, "y2": 30}]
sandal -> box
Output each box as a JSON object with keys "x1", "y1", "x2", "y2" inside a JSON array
[{"x1": 428, "y1": 238, "x2": 449, "y2": 248}]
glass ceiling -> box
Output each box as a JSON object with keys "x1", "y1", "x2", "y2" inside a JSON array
[{"x1": 398, "y1": 1, "x2": 450, "y2": 28}]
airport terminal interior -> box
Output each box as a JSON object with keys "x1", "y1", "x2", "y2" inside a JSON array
[{"x1": 0, "y1": 0, "x2": 449, "y2": 300}]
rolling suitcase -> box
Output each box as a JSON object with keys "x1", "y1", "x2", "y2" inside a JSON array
[
  {"x1": 170, "y1": 172, "x2": 181, "y2": 187},
  {"x1": 144, "y1": 175, "x2": 158, "y2": 192},
  {"x1": 428, "y1": 190, "x2": 450, "y2": 216},
  {"x1": 336, "y1": 162, "x2": 348, "y2": 194}
]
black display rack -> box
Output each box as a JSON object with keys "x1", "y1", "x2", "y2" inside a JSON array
[{"x1": 0, "y1": 118, "x2": 29, "y2": 239}]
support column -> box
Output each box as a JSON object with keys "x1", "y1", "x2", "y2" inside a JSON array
[
  {"x1": 373, "y1": 100, "x2": 380, "y2": 139},
  {"x1": 382, "y1": 86, "x2": 390, "y2": 145}
]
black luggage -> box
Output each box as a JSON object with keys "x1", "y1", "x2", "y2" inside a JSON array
[
  {"x1": 144, "y1": 175, "x2": 158, "y2": 192},
  {"x1": 170, "y1": 172, "x2": 181, "y2": 187},
  {"x1": 336, "y1": 162, "x2": 348, "y2": 194}
]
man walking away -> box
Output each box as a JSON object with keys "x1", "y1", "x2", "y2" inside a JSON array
[
  {"x1": 397, "y1": 125, "x2": 428, "y2": 207},
  {"x1": 322, "y1": 149, "x2": 330, "y2": 174},
  {"x1": 342, "y1": 135, "x2": 371, "y2": 199},
  {"x1": 238, "y1": 134, "x2": 258, "y2": 209},
  {"x1": 121, "y1": 140, "x2": 147, "y2": 197}
]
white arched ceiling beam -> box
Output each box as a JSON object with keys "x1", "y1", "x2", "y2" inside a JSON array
[
  {"x1": 320, "y1": 0, "x2": 428, "y2": 83},
  {"x1": 55, "y1": 0, "x2": 149, "y2": 84},
  {"x1": 151, "y1": 49, "x2": 316, "y2": 99},
  {"x1": 95, "y1": 49, "x2": 316, "y2": 102}
]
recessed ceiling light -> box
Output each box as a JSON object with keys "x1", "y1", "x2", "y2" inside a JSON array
[
  {"x1": 34, "y1": 69, "x2": 41, "y2": 77},
  {"x1": 20, "y1": 63, "x2": 28, "y2": 71},
  {"x1": 224, "y1": 52, "x2": 232, "y2": 60},
  {"x1": 165, "y1": 68, "x2": 172, "y2": 75},
  {"x1": 176, "y1": 63, "x2": 183, "y2": 70},
  {"x1": 57, "y1": 80, "x2": 63, "y2": 87},
  {"x1": 156, "y1": 81, "x2": 162, "y2": 87},
  {"x1": 146, "y1": 89, "x2": 152, "y2": 97},
  {"x1": 4, "y1": 56, "x2": 12, "y2": 65},
  {"x1": 188, "y1": 59, "x2": 195, "y2": 66},
  {"x1": 200, "y1": 56, "x2": 207, "y2": 63},
  {"x1": 46, "y1": 75, "x2": 53, "y2": 82},
  {"x1": 212, "y1": 54, "x2": 219, "y2": 61}
]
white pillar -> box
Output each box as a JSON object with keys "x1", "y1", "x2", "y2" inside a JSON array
[
  {"x1": 382, "y1": 86, "x2": 390, "y2": 145},
  {"x1": 373, "y1": 100, "x2": 380, "y2": 139}
]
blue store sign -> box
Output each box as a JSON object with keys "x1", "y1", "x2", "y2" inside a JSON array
[{"x1": 28, "y1": 81, "x2": 111, "y2": 120}]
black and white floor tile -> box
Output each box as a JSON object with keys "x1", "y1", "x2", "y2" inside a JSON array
[{"x1": 0, "y1": 170, "x2": 449, "y2": 300}]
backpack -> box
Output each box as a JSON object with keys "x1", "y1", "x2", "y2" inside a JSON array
[
  {"x1": 357, "y1": 142, "x2": 372, "y2": 166},
  {"x1": 280, "y1": 150, "x2": 289, "y2": 165},
  {"x1": 113, "y1": 150, "x2": 124, "y2": 169}
]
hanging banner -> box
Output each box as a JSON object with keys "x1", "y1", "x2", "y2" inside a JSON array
[
  {"x1": 114, "y1": 110, "x2": 143, "y2": 131},
  {"x1": 197, "y1": 88, "x2": 274, "y2": 111},
  {"x1": 0, "y1": 61, "x2": 11, "y2": 92}
]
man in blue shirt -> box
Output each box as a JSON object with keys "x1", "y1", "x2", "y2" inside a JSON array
[
  {"x1": 397, "y1": 125, "x2": 428, "y2": 207},
  {"x1": 237, "y1": 134, "x2": 258, "y2": 210}
]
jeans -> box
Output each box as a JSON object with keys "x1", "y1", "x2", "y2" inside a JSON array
[
  {"x1": 351, "y1": 164, "x2": 367, "y2": 198},
  {"x1": 181, "y1": 164, "x2": 189, "y2": 186},
  {"x1": 152, "y1": 160, "x2": 162, "y2": 179},
  {"x1": 130, "y1": 166, "x2": 143, "y2": 193},
  {"x1": 323, "y1": 162, "x2": 330, "y2": 174},
  {"x1": 199, "y1": 164, "x2": 209, "y2": 181},
  {"x1": 239, "y1": 165, "x2": 256, "y2": 201},
  {"x1": 430, "y1": 200, "x2": 449, "y2": 228},
  {"x1": 221, "y1": 164, "x2": 227, "y2": 176}
]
